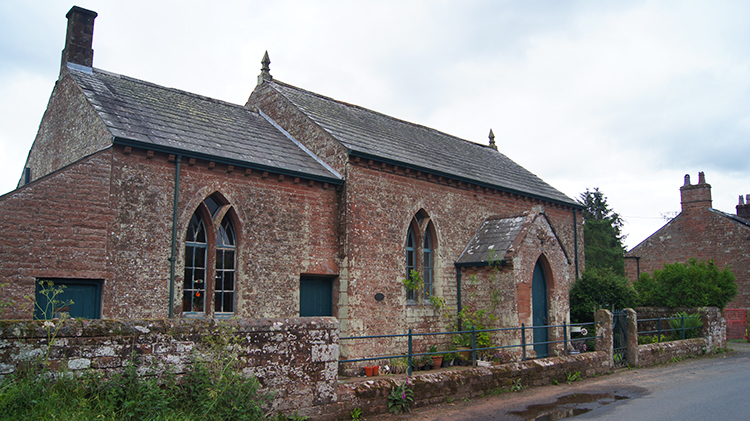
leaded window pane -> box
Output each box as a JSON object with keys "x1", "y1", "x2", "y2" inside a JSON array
[
  {"x1": 214, "y1": 216, "x2": 236, "y2": 314},
  {"x1": 423, "y1": 231, "x2": 433, "y2": 299},
  {"x1": 406, "y1": 227, "x2": 416, "y2": 302}
]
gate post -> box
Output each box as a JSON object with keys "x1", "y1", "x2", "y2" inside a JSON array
[
  {"x1": 626, "y1": 308, "x2": 638, "y2": 368},
  {"x1": 595, "y1": 309, "x2": 613, "y2": 369}
]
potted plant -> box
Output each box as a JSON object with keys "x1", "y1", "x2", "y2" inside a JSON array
[{"x1": 429, "y1": 345, "x2": 443, "y2": 368}]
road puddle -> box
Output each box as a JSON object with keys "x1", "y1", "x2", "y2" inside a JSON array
[{"x1": 508, "y1": 392, "x2": 629, "y2": 420}]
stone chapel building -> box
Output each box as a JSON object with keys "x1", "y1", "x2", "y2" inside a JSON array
[{"x1": 0, "y1": 7, "x2": 583, "y2": 358}]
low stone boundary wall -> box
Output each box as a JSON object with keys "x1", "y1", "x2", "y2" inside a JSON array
[
  {"x1": 626, "y1": 307, "x2": 725, "y2": 368},
  {"x1": 307, "y1": 351, "x2": 611, "y2": 420},
  {"x1": 0, "y1": 309, "x2": 726, "y2": 419},
  {"x1": 637, "y1": 338, "x2": 706, "y2": 367},
  {"x1": 0, "y1": 317, "x2": 339, "y2": 414}
]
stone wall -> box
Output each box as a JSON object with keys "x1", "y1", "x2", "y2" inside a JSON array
[
  {"x1": 0, "y1": 317, "x2": 339, "y2": 414},
  {"x1": 21, "y1": 73, "x2": 113, "y2": 186},
  {"x1": 0, "y1": 150, "x2": 115, "y2": 319},
  {"x1": 338, "y1": 162, "x2": 581, "y2": 360},
  {"x1": 626, "y1": 307, "x2": 725, "y2": 368},
  {"x1": 313, "y1": 352, "x2": 611, "y2": 420},
  {"x1": 0, "y1": 311, "x2": 728, "y2": 420},
  {"x1": 0, "y1": 144, "x2": 341, "y2": 320}
]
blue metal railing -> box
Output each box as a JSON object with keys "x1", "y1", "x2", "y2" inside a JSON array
[
  {"x1": 339, "y1": 321, "x2": 599, "y2": 376},
  {"x1": 638, "y1": 314, "x2": 703, "y2": 342}
]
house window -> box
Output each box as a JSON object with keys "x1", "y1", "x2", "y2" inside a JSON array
[
  {"x1": 183, "y1": 193, "x2": 237, "y2": 317},
  {"x1": 404, "y1": 210, "x2": 436, "y2": 304}
]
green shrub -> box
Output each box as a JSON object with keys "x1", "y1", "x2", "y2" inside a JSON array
[
  {"x1": 0, "y1": 362, "x2": 272, "y2": 421},
  {"x1": 668, "y1": 312, "x2": 703, "y2": 339},
  {"x1": 634, "y1": 259, "x2": 737, "y2": 308},
  {"x1": 569, "y1": 267, "x2": 637, "y2": 323}
]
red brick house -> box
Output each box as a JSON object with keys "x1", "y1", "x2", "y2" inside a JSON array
[
  {"x1": 625, "y1": 172, "x2": 750, "y2": 313},
  {"x1": 0, "y1": 7, "x2": 583, "y2": 358}
]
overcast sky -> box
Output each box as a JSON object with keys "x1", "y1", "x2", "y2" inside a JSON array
[{"x1": 1, "y1": 0, "x2": 749, "y2": 250}]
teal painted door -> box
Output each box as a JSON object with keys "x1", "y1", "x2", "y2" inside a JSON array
[
  {"x1": 532, "y1": 262, "x2": 549, "y2": 358},
  {"x1": 300, "y1": 276, "x2": 333, "y2": 317},
  {"x1": 35, "y1": 279, "x2": 102, "y2": 319}
]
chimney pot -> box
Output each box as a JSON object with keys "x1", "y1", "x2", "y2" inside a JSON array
[{"x1": 680, "y1": 172, "x2": 712, "y2": 213}]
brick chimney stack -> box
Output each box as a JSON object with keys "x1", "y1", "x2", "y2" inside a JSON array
[
  {"x1": 60, "y1": 6, "x2": 97, "y2": 75},
  {"x1": 680, "y1": 172, "x2": 712, "y2": 213},
  {"x1": 738, "y1": 194, "x2": 750, "y2": 220}
]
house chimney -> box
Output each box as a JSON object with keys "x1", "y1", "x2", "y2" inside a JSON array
[
  {"x1": 60, "y1": 6, "x2": 98, "y2": 75},
  {"x1": 738, "y1": 194, "x2": 750, "y2": 220},
  {"x1": 680, "y1": 171, "x2": 712, "y2": 213}
]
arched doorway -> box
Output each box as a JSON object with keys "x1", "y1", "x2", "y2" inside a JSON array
[{"x1": 532, "y1": 260, "x2": 549, "y2": 358}]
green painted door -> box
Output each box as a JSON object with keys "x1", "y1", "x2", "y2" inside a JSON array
[
  {"x1": 300, "y1": 276, "x2": 333, "y2": 317},
  {"x1": 532, "y1": 261, "x2": 549, "y2": 358},
  {"x1": 35, "y1": 279, "x2": 102, "y2": 319}
]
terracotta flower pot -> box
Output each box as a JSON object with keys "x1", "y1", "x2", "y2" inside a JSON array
[
  {"x1": 373, "y1": 365, "x2": 379, "y2": 376},
  {"x1": 432, "y1": 356, "x2": 443, "y2": 368},
  {"x1": 364, "y1": 366, "x2": 374, "y2": 377}
]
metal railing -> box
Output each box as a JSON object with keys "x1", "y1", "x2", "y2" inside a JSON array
[
  {"x1": 340, "y1": 321, "x2": 599, "y2": 376},
  {"x1": 638, "y1": 314, "x2": 703, "y2": 342}
]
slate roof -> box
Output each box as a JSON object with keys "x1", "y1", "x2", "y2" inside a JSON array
[
  {"x1": 457, "y1": 216, "x2": 527, "y2": 265},
  {"x1": 710, "y1": 208, "x2": 750, "y2": 229},
  {"x1": 266, "y1": 80, "x2": 577, "y2": 206},
  {"x1": 66, "y1": 65, "x2": 341, "y2": 183}
]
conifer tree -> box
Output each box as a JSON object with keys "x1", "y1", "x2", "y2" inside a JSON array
[{"x1": 578, "y1": 188, "x2": 626, "y2": 274}]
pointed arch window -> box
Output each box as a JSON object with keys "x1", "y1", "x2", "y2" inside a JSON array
[
  {"x1": 404, "y1": 210, "x2": 437, "y2": 304},
  {"x1": 183, "y1": 193, "x2": 237, "y2": 317}
]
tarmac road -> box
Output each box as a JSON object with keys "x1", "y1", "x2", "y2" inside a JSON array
[{"x1": 370, "y1": 342, "x2": 750, "y2": 421}]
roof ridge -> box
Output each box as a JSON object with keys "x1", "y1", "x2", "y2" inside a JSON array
[
  {"x1": 268, "y1": 79, "x2": 496, "y2": 152},
  {"x1": 709, "y1": 208, "x2": 750, "y2": 229},
  {"x1": 85, "y1": 67, "x2": 253, "y2": 112}
]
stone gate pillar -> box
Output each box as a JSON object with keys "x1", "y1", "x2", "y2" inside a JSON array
[
  {"x1": 595, "y1": 309, "x2": 613, "y2": 369},
  {"x1": 626, "y1": 308, "x2": 638, "y2": 367}
]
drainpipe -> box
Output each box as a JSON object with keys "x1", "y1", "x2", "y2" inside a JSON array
[
  {"x1": 624, "y1": 256, "x2": 640, "y2": 280},
  {"x1": 168, "y1": 156, "x2": 182, "y2": 318},
  {"x1": 455, "y1": 265, "x2": 463, "y2": 330},
  {"x1": 573, "y1": 209, "x2": 579, "y2": 279}
]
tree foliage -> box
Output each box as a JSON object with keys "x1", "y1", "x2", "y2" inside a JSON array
[
  {"x1": 634, "y1": 258, "x2": 737, "y2": 309},
  {"x1": 578, "y1": 188, "x2": 626, "y2": 274},
  {"x1": 569, "y1": 267, "x2": 638, "y2": 322}
]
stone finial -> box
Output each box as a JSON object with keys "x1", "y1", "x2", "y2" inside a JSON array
[
  {"x1": 257, "y1": 51, "x2": 272, "y2": 86},
  {"x1": 488, "y1": 129, "x2": 497, "y2": 150},
  {"x1": 683, "y1": 174, "x2": 691, "y2": 186}
]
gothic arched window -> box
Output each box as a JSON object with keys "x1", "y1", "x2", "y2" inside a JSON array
[
  {"x1": 404, "y1": 210, "x2": 437, "y2": 304},
  {"x1": 183, "y1": 193, "x2": 237, "y2": 317}
]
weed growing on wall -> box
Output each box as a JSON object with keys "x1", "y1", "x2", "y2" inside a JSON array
[{"x1": 387, "y1": 377, "x2": 414, "y2": 414}]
